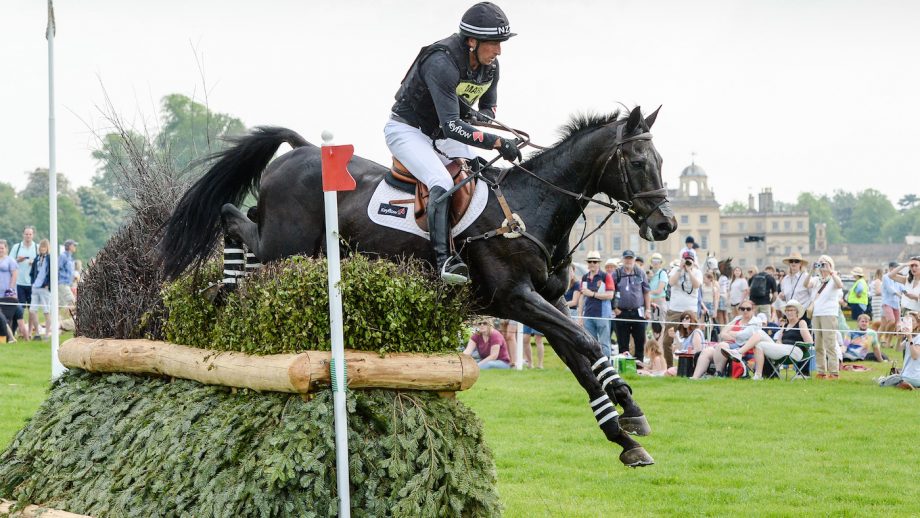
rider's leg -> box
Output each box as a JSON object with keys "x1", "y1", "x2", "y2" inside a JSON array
[{"x1": 384, "y1": 120, "x2": 469, "y2": 283}]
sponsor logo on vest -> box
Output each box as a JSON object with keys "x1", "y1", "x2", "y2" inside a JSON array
[
  {"x1": 473, "y1": 131, "x2": 484, "y2": 143},
  {"x1": 378, "y1": 203, "x2": 408, "y2": 219},
  {"x1": 447, "y1": 120, "x2": 472, "y2": 139}
]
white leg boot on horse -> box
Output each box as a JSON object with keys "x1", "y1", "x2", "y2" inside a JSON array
[{"x1": 427, "y1": 186, "x2": 469, "y2": 284}]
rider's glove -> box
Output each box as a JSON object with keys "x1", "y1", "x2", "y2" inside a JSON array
[{"x1": 497, "y1": 138, "x2": 523, "y2": 163}]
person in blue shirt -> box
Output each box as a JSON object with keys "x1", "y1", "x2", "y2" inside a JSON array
[
  {"x1": 58, "y1": 239, "x2": 78, "y2": 316},
  {"x1": 576, "y1": 250, "x2": 615, "y2": 358}
]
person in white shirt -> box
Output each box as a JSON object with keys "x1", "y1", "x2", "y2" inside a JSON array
[
  {"x1": 678, "y1": 235, "x2": 699, "y2": 264},
  {"x1": 777, "y1": 251, "x2": 813, "y2": 308},
  {"x1": 809, "y1": 254, "x2": 844, "y2": 379},
  {"x1": 661, "y1": 251, "x2": 703, "y2": 369}
]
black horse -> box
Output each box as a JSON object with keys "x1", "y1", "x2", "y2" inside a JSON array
[{"x1": 159, "y1": 106, "x2": 678, "y2": 466}]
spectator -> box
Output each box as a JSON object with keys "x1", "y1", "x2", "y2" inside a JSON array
[
  {"x1": 635, "y1": 256, "x2": 645, "y2": 271},
  {"x1": 690, "y1": 301, "x2": 758, "y2": 378},
  {"x1": 844, "y1": 313, "x2": 885, "y2": 362},
  {"x1": 749, "y1": 265, "x2": 778, "y2": 320},
  {"x1": 870, "y1": 268, "x2": 884, "y2": 320},
  {"x1": 0, "y1": 240, "x2": 22, "y2": 333},
  {"x1": 578, "y1": 250, "x2": 614, "y2": 358},
  {"x1": 605, "y1": 257, "x2": 619, "y2": 346},
  {"x1": 778, "y1": 252, "x2": 813, "y2": 309},
  {"x1": 880, "y1": 261, "x2": 907, "y2": 348},
  {"x1": 497, "y1": 319, "x2": 519, "y2": 365},
  {"x1": 563, "y1": 265, "x2": 580, "y2": 317},
  {"x1": 893, "y1": 257, "x2": 920, "y2": 316},
  {"x1": 612, "y1": 250, "x2": 650, "y2": 362},
  {"x1": 11, "y1": 226, "x2": 38, "y2": 339},
  {"x1": 846, "y1": 267, "x2": 870, "y2": 320},
  {"x1": 29, "y1": 239, "x2": 52, "y2": 340},
  {"x1": 726, "y1": 300, "x2": 813, "y2": 379},
  {"x1": 648, "y1": 252, "x2": 668, "y2": 319},
  {"x1": 637, "y1": 339, "x2": 676, "y2": 377},
  {"x1": 58, "y1": 240, "x2": 78, "y2": 326},
  {"x1": 728, "y1": 266, "x2": 749, "y2": 317},
  {"x1": 662, "y1": 251, "x2": 702, "y2": 368},
  {"x1": 678, "y1": 236, "x2": 699, "y2": 263},
  {"x1": 521, "y1": 325, "x2": 544, "y2": 369},
  {"x1": 701, "y1": 271, "x2": 719, "y2": 320},
  {"x1": 877, "y1": 319, "x2": 920, "y2": 389},
  {"x1": 717, "y1": 262, "x2": 731, "y2": 325},
  {"x1": 463, "y1": 319, "x2": 511, "y2": 369},
  {"x1": 809, "y1": 255, "x2": 844, "y2": 379},
  {"x1": 668, "y1": 311, "x2": 705, "y2": 353}
]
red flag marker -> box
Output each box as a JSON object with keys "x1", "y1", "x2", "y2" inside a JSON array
[{"x1": 321, "y1": 144, "x2": 356, "y2": 192}]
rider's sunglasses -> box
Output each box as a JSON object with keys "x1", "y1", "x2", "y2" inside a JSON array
[
  {"x1": 739, "y1": 306, "x2": 753, "y2": 312},
  {"x1": 788, "y1": 259, "x2": 801, "y2": 264}
]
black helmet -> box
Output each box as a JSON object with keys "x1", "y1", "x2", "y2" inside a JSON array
[{"x1": 459, "y1": 2, "x2": 516, "y2": 42}]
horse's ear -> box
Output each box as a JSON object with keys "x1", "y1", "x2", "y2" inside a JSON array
[
  {"x1": 644, "y1": 105, "x2": 662, "y2": 129},
  {"x1": 625, "y1": 106, "x2": 642, "y2": 134}
]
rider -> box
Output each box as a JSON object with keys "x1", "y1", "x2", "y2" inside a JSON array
[{"x1": 385, "y1": 2, "x2": 523, "y2": 284}]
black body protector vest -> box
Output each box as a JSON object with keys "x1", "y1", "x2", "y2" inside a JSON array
[{"x1": 393, "y1": 33, "x2": 496, "y2": 139}]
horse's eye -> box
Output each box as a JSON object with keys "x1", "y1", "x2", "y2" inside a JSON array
[{"x1": 630, "y1": 160, "x2": 644, "y2": 168}]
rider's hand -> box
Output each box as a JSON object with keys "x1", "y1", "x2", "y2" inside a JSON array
[{"x1": 496, "y1": 138, "x2": 523, "y2": 162}]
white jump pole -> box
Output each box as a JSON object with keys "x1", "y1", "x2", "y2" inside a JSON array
[
  {"x1": 47, "y1": 0, "x2": 66, "y2": 380},
  {"x1": 321, "y1": 131, "x2": 352, "y2": 518}
]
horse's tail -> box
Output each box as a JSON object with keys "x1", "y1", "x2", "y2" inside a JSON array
[{"x1": 158, "y1": 126, "x2": 309, "y2": 280}]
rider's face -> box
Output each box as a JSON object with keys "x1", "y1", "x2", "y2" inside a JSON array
[{"x1": 475, "y1": 40, "x2": 502, "y2": 64}]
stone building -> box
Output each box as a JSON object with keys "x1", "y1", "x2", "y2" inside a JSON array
[{"x1": 570, "y1": 160, "x2": 810, "y2": 269}]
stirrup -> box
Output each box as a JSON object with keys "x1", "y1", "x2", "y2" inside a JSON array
[{"x1": 440, "y1": 255, "x2": 470, "y2": 284}]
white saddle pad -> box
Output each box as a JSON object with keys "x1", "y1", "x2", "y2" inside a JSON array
[{"x1": 366, "y1": 178, "x2": 489, "y2": 239}]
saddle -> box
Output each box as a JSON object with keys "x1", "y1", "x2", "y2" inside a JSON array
[{"x1": 384, "y1": 157, "x2": 476, "y2": 232}]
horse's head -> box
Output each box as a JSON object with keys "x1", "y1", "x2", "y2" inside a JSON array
[
  {"x1": 718, "y1": 257, "x2": 733, "y2": 278},
  {"x1": 595, "y1": 106, "x2": 677, "y2": 241}
]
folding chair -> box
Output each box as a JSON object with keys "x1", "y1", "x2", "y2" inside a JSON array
[{"x1": 765, "y1": 342, "x2": 814, "y2": 380}]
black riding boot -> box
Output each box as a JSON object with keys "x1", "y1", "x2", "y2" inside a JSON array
[{"x1": 427, "y1": 186, "x2": 470, "y2": 284}]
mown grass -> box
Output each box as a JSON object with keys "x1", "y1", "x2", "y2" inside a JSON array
[{"x1": 2, "y1": 339, "x2": 917, "y2": 516}]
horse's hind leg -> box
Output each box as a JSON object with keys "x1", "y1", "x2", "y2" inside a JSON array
[{"x1": 221, "y1": 203, "x2": 261, "y2": 257}]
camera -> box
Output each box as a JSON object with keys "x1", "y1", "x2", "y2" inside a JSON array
[
  {"x1": 813, "y1": 262, "x2": 826, "y2": 269},
  {"x1": 684, "y1": 260, "x2": 693, "y2": 267}
]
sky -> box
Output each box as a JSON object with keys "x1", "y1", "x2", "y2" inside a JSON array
[{"x1": 2, "y1": 0, "x2": 919, "y2": 207}]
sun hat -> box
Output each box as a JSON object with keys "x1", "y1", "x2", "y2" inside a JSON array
[
  {"x1": 605, "y1": 258, "x2": 618, "y2": 267},
  {"x1": 850, "y1": 267, "x2": 864, "y2": 277},
  {"x1": 650, "y1": 252, "x2": 663, "y2": 263},
  {"x1": 782, "y1": 251, "x2": 804, "y2": 264},
  {"x1": 586, "y1": 250, "x2": 601, "y2": 262},
  {"x1": 783, "y1": 300, "x2": 805, "y2": 316}
]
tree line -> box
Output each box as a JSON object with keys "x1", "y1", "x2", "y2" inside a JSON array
[
  {"x1": 722, "y1": 190, "x2": 919, "y2": 246},
  {"x1": 0, "y1": 94, "x2": 244, "y2": 259}
]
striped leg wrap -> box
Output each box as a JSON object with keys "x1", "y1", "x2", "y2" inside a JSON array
[
  {"x1": 223, "y1": 238, "x2": 247, "y2": 285},
  {"x1": 590, "y1": 394, "x2": 618, "y2": 427},
  {"x1": 591, "y1": 356, "x2": 621, "y2": 391},
  {"x1": 245, "y1": 251, "x2": 262, "y2": 273}
]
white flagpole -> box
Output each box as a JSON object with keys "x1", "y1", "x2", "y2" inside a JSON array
[
  {"x1": 47, "y1": 0, "x2": 66, "y2": 380},
  {"x1": 321, "y1": 130, "x2": 351, "y2": 517}
]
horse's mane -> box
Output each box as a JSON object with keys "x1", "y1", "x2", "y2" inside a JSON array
[{"x1": 556, "y1": 110, "x2": 624, "y2": 142}]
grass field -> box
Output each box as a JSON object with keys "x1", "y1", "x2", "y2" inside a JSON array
[{"x1": 2, "y1": 339, "x2": 918, "y2": 516}]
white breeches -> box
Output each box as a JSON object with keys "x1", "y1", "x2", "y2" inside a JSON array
[{"x1": 384, "y1": 118, "x2": 476, "y2": 192}]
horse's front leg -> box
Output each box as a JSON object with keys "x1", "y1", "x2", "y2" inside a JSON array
[{"x1": 502, "y1": 287, "x2": 654, "y2": 467}]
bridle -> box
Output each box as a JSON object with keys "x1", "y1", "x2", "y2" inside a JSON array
[{"x1": 460, "y1": 119, "x2": 671, "y2": 273}]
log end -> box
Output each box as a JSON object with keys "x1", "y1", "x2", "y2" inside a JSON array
[{"x1": 458, "y1": 353, "x2": 479, "y2": 391}]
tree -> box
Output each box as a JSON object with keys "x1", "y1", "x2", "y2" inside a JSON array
[
  {"x1": 91, "y1": 130, "x2": 150, "y2": 197},
  {"x1": 19, "y1": 168, "x2": 76, "y2": 201},
  {"x1": 721, "y1": 200, "x2": 748, "y2": 214},
  {"x1": 796, "y1": 192, "x2": 843, "y2": 246},
  {"x1": 898, "y1": 193, "x2": 919, "y2": 211},
  {"x1": 0, "y1": 182, "x2": 32, "y2": 242},
  {"x1": 77, "y1": 186, "x2": 127, "y2": 257},
  {"x1": 156, "y1": 94, "x2": 246, "y2": 175},
  {"x1": 830, "y1": 190, "x2": 857, "y2": 232},
  {"x1": 845, "y1": 189, "x2": 897, "y2": 244},
  {"x1": 28, "y1": 194, "x2": 88, "y2": 258}
]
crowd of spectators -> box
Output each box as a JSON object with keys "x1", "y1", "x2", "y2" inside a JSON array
[{"x1": 0, "y1": 226, "x2": 79, "y2": 343}]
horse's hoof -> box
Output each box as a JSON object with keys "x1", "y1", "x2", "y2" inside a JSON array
[
  {"x1": 619, "y1": 447, "x2": 655, "y2": 468},
  {"x1": 619, "y1": 415, "x2": 651, "y2": 436}
]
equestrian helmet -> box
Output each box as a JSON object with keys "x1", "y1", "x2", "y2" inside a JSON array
[{"x1": 459, "y1": 2, "x2": 517, "y2": 41}]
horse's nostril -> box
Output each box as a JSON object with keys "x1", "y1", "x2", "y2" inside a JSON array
[{"x1": 656, "y1": 221, "x2": 673, "y2": 233}]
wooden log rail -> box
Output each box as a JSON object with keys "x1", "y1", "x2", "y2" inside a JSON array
[
  {"x1": 59, "y1": 338, "x2": 478, "y2": 394},
  {"x1": 0, "y1": 499, "x2": 91, "y2": 517}
]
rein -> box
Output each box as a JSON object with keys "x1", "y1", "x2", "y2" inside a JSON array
[{"x1": 461, "y1": 120, "x2": 669, "y2": 274}]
